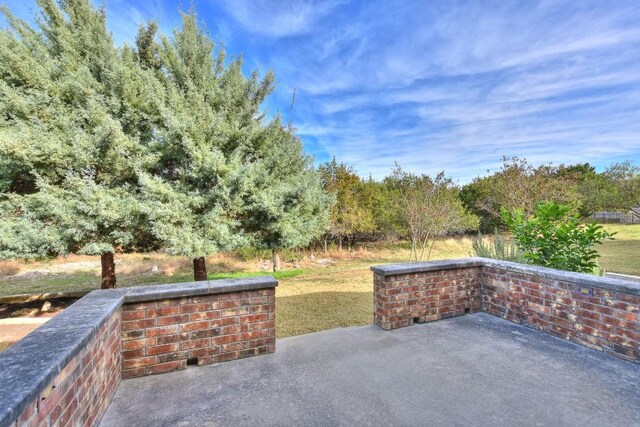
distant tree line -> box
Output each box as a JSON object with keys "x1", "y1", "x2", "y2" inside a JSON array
[
  {"x1": 317, "y1": 158, "x2": 478, "y2": 260},
  {"x1": 316, "y1": 156, "x2": 639, "y2": 251},
  {"x1": 460, "y1": 157, "x2": 640, "y2": 231}
]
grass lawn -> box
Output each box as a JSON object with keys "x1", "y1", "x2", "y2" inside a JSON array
[
  {"x1": 598, "y1": 224, "x2": 640, "y2": 276},
  {"x1": 0, "y1": 238, "x2": 473, "y2": 339},
  {"x1": 274, "y1": 237, "x2": 475, "y2": 337},
  {"x1": 0, "y1": 225, "x2": 638, "y2": 344}
]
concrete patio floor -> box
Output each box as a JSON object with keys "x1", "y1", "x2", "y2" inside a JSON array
[{"x1": 101, "y1": 313, "x2": 640, "y2": 426}]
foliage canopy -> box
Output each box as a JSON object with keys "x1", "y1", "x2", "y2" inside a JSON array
[{"x1": 0, "y1": 0, "x2": 329, "y2": 284}]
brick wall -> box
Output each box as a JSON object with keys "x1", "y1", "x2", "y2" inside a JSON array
[
  {"x1": 0, "y1": 277, "x2": 278, "y2": 427},
  {"x1": 372, "y1": 259, "x2": 639, "y2": 363},
  {"x1": 121, "y1": 289, "x2": 276, "y2": 379},
  {"x1": 374, "y1": 267, "x2": 481, "y2": 330},
  {"x1": 483, "y1": 267, "x2": 639, "y2": 362},
  {"x1": 15, "y1": 310, "x2": 121, "y2": 426}
]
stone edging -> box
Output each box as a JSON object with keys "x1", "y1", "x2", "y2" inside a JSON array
[
  {"x1": 0, "y1": 291, "x2": 90, "y2": 304},
  {"x1": 0, "y1": 277, "x2": 278, "y2": 427}
]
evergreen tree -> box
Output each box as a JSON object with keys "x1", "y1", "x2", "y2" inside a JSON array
[
  {"x1": 1, "y1": 3, "x2": 331, "y2": 286},
  {"x1": 243, "y1": 121, "x2": 330, "y2": 271},
  {"x1": 138, "y1": 12, "x2": 308, "y2": 280},
  {"x1": 0, "y1": 0, "x2": 160, "y2": 288}
]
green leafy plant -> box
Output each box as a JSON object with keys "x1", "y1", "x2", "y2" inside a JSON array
[
  {"x1": 472, "y1": 229, "x2": 526, "y2": 263},
  {"x1": 501, "y1": 202, "x2": 614, "y2": 273}
]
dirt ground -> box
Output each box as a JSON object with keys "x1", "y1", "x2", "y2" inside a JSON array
[{"x1": 0, "y1": 298, "x2": 74, "y2": 351}]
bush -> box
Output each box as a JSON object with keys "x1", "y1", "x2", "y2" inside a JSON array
[
  {"x1": 472, "y1": 230, "x2": 525, "y2": 263},
  {"x1": 501, "y1": 202, "x2": 613, "y2": 273}
]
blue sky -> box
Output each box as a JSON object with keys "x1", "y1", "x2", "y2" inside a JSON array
[{"x1": 4, "y1": 0, "x2": 640, "y2": 182}]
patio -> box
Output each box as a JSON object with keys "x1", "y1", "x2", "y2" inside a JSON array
[{"x1": 101, "y1": 313, "x2": 640, "y2": 426}]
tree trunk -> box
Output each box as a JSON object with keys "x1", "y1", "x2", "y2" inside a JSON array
[
  {"x1": 418, "y1": 232, "x2": 431, "y2": 262},
  {"x1": 101, "y1": 252, "x2": 116, "y2": 289},
  {"x1": 193, "y1": 257, "x2": 207, "y2": 281},
  {"x1": 323, "y1": 237, "x2": 328, "y2": 253},
  {"x1": 272, "y1": 250, "x2": 281, "y2": 272},
  {"x1": 427, "y1": 237, "x2": 438, "y2": 261}
]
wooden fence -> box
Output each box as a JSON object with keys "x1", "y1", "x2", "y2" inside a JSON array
[{"x1": 590, "y1": 208, "x2": 640, "y2": 224}]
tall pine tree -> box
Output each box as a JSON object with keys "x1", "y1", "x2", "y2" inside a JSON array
[
  {"x1": 243, "y1": 120, "x2": 330, "y2": 271},
  {"x1": 137, "y1": 12, "x2": 280, "y2": 280},
  {"x1": 0, "y1": 0, "x2": 161, "y2": 288},
  {"x1": 1, "y1": 3, "x2": 331, "y2": 286}
]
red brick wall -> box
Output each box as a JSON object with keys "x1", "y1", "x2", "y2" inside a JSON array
[
  {"x1": 482, "y1": 267, "x2": 639, "y2": 362},
  {"x1": 374, "y1": 267, "x2": 482, "y2": 330},
  {"x1": 121, "y1": 289, "x2": 276, "y2": 379},
  {"x1": 1, "y1": 280, "x2": 277, "y2": 426},
  {"x1": 373, "y1": 262, "x2": 639, "y2": 363},
  {"x1": 16, "y1": 311, "x2": 121, "y2": 426}
]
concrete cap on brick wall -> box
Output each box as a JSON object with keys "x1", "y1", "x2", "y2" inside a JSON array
[
  {"x1": 0, "y1": 277, "x2": 278, "y2": 427},
  {"x1": 123, "y1": 276, "x2": 278, "y2": 303},
  {"x1": 370, "y1": 258, "x2": 484, "y2": 276},
  {"x1": 371, "y1": 257, "x2": 640, "y2": 296}
]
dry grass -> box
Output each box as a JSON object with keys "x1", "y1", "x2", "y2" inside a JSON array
[
  {"x1": 116, "y1": 255, "x2": 191, "y2": 276},
  {"x1": 0, "y1": 260, "x2": 21, "y2": 277},
  {"x1": 0, "y1": 227, "x2": 637, "y2": 341},
  {"x1": 0, "y1": 237, "x2": 473, "y2": 338},
  {"x1": 274, "y1": 237, "x2": 473, "y2": 337}
]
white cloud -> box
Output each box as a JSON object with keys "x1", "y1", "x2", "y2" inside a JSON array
[
  {"x1": 5, "y1": 0, "x2": 637, "y2": 183},
  {"x1": 216, "y1": 0, "x2": 345, "y2": 38},
  {"x1": 272, "y1": 1, "x2": 640, "y2": 181}
]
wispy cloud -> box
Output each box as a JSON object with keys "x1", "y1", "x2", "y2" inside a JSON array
[
  {"x1": 3, "y1": 0, "x2": 639, "y2": 182},
  {"x1": 216, "y1": 0, "x2": 345, "y2": 39},
  {"x1": 273, "y1": 0, "x2": 640, "y2": 181}
]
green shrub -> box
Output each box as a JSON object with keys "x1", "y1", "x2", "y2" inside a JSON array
[
  {"x1": 472, "y1": 230, "x2": 525, "y2": 263},
  {"x1": 501, "y1": 202, "x2": 613, "y2": 273}
]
